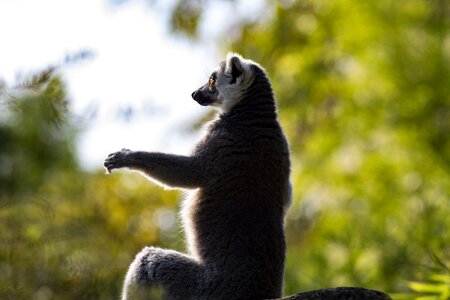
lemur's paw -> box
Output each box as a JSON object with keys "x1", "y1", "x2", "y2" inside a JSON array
[{"x1": 103, "y1": 148, "x2": 132, "y2": 174}]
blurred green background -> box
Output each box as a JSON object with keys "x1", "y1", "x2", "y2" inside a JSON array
[{"x1": 1, "y1": 0, "x2": 449, "y2": 299}]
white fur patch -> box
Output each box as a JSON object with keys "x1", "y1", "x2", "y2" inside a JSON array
[
  {"x1": 225, "y1": 52, "x2": 252, "y2": 75},
  {"x1": 181, "y1": 190, "x2": 201, "y2": 258},
  {"x1": 216, "y1": 53, "x2": 258, "y2": 112}
]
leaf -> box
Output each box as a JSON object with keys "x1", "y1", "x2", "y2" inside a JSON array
[{"x1": 408, "y1": 281, "x2": 448, "y2": 294}]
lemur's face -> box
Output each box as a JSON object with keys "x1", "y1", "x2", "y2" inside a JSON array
[{"x1": 191, "y1": 53, "x2": 255, "y2": 112}]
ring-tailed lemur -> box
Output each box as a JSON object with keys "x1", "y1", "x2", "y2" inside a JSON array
[{"x1": 104, "y1": 53, "x2": 292, "y2": 300}]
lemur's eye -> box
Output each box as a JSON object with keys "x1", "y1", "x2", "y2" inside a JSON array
[{"x1": 209, "y1": 74, "x2": 216, "y2": 88}]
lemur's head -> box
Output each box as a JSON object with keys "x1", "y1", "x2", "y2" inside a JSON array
[{"x1": 191, "y1": 53, "x2": 262, "y2": 112}]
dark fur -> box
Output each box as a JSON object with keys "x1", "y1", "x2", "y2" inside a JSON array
[{"x1": 104, "y1": 58, "x2": 291, "y2": 300}]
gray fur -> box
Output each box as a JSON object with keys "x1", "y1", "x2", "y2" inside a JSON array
[{"x1": 104, "y1": 53, "x2": 291, "y2": 300}]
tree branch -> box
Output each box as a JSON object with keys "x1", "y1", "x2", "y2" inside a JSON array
[{"x1": 279, "y1": 287, "x2": 391, "y2": 300}]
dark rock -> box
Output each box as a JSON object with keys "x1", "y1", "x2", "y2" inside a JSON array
[{"x1": 278, "y1": 287, "x2": 391, "y2": 300}]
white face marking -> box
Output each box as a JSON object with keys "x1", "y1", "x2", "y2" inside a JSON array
[
  {"x1": 192, "y1": 53, "x2": 265, "y2": 113},
  {"x1": 214, "y1": 53, "x2": 257, "y2": 113}
]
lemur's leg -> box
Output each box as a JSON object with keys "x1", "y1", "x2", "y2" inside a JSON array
[
  {"x1": 104, "y1": 149, "x2": 204, "y2": 189},
  {"x1": 122, "y1": 247, "x2": 203, "y2": 300}
]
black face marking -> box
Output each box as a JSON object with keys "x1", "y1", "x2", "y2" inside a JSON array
[
  {"x1": 231, "y1": 66, "x2": 242, "y2": 83},
  {"x1": 192, "y1": 76, "x2": 219, "y2": 107},
  {"x1": 229, "y1": 57, "x2": 243, "y2": 84}
]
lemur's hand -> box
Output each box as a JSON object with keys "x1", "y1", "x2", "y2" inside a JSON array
[{"x1": 104, "y1": 148, "x2": 132, "y2": 174}]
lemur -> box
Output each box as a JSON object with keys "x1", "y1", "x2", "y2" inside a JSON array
[{"x1": 104, "y1": 53, "x2": 292, "y2": 300}]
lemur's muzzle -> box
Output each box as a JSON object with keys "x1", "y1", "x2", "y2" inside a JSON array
[
  {"x1": 191, "y1": 90, "x2": 200, "y2": 100},
  {"x1": 191, "y1": 88, "x2": 215, "y2": 106}
]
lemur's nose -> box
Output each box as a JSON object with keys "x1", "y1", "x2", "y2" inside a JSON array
[{"x1": 191, "y1": 91, "x2": 197, "y2": 100}]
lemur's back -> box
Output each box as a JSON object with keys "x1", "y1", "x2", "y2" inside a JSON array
[{"x1": 184, "y1": 67, "x2": 291, "y2": 299}]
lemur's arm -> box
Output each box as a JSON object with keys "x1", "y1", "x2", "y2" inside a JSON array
[{"x1": 104, "y1": 149, "x2": 204, "y2": 189}]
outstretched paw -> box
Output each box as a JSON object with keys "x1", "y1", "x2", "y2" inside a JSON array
[{"x1": 104, "y1": 148, "x2": 132, "y2": 174}]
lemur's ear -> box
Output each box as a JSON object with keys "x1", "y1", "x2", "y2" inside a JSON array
[{"x1": 225, "y1": 53, "x2": 244, "y2": 82}]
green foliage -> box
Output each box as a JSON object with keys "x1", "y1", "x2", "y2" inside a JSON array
[
  {"x1": 0, "y1": 68, "x2": 78, "y2": 196},
  {"x1": 227, "y1": 0, "x2": 450, "y2": 295},
  {"x1": 0, "y1": 71, "x2": 181, "y2": 299},
  {"x1": 0, "y1": 170, "x2": 181, "y2": 299},
  {"x1": 170, "y1": 0, "x2": 203, "y2": 38},
  {"x1": 392, "y1": 273, "x2": 450, "y2": 300},
  {"x1": 1, "y1": 0, "x2": 449, "y2": 298}
]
